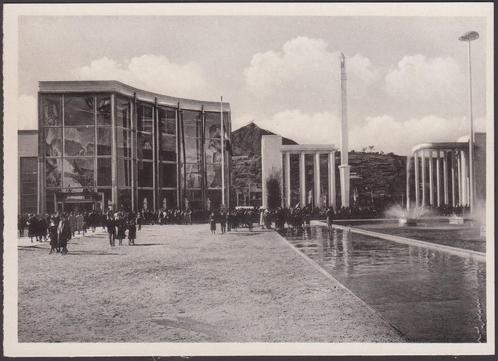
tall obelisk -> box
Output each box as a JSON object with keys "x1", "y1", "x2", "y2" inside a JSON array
[{"x1": 339, "y1": 53, "x2": 351, "y2": 208}]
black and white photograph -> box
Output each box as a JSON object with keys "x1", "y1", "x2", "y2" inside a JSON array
[{"x1": 2, "y1": 2, "x2": 494, "y2": 357}]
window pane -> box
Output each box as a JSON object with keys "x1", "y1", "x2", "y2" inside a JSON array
[
  {"x1": 205, "y1": 112, "x2": 222, "y2": 138},
  {"x1": 118, "y1": 189, "x2": 132, "y2": 211},
  {"x1": 159, "y1": 190, "x2": 177, "y2": 209},
  {"x1": 182, "y1": 110, "x2": 202, "y2": 138},
  {"x1": 160, "y1": 134, "x2": 176, "y2": 161},
  {"x1": 183, "y1": 163, "x2": 201, "y2": 189},
  {"x1": 207, "y1": 189, "x2": 222, "y2": 210},
  {"x1": 63, "y1": 158, "x2": 95, "y2": 188},
  {"x1": 44, "y1": 128, "x2": 62, "y2": 156},
  {"x1": 137, "y1": 132, "x2": 153, "y2": 160},
  {"x1": 116, "y1": 96, "x2": 130, "y2": 128},
  {"x1": 117, "y1": 158, "x2": 132, "y2": 187},
  {"x1": 117, "y1": 129, "x2": 131, "y2": 158},
  {"x1": 160, "y1": 163, "x2": 177, "y2": 188},
  {"x1": 185, "y1": 189, "x2": 202, "y2": 210},
  {"x1": 46, "y1": 158, "x2": 62, "y2": 187},
  {"x1": 21, "y1": 157, "x2": 38, "y2": 214},
  {"x1": 96, "y1": 188, "x2": 112, "y2": 212},
  {"x1": 21, "y1": 157, "x2": 38, "y2": 178},
  {"x1": 64, "y1": 127, "x2": 95, "y2": 156},
  {"x1": 182, "y1": 137, "x2": 202, "y2": 163},
  {"x1": 159, "y1": 108, "x2": 176, "y2": 135},
  {"x1": 42, "y1": 95, "x2": 62, "y2": 126},
  {"x1": 137, "y1": 103, "x2": 153, "y2": 132},
  {"x1": 97, "y1": 127, "x2": 112, "y2": 155},
  {"x1": 138, "y1": 189, "x2": 154, "y2": 211},
  {"x1": 97, "y1": 158, "x2": 112, "y2": 186},
  {"x1": 138, "y1": 161, "x2": 153, "y2": 187},
  {"x1": 64, "y1": 95, "x2": 95, "y2": 126},
  {"x1": 45, "y1": 190, "x2": 56, "y2": 214},
  {"x1": 205, "y1": 138, "x2": 222, "y2": 164},
  {"x1": 97, "y1": 95, "x2": 111, "y2": 125},
  {"x1": 206, "y1": 164, "x2": 222, "y2": 188}
]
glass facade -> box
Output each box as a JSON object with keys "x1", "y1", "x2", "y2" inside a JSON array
[{"x1": 38, "y1": 82, "x2": 231, "y2": 213}]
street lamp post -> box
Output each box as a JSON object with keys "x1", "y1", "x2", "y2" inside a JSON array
[{"x1": 459, "y1": 30, "x2": 479, "y2": 215}]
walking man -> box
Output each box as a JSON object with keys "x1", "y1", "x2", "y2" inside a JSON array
[{"x1": 57, "y1": 214, "x2": 72, "y2": 255}]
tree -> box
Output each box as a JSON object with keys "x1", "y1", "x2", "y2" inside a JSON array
[{"x1": 266, "y1": 174, "x2": 282, "y2": 210}]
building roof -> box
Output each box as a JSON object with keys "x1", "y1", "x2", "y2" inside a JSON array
[
  {"x1": 39, "y1": 80, "x2": 230, "y2": 112},
  {"x1": 18, "y1": 129, "x2": 38, "y2": 135},
  {"x1": 411, "y1": 132, "x2": 486, "y2": 154},
  {"x1": 280, "y1": 144, "x2": 337, "y2": 153},
  {"x1": 411, "y1": 142, "x2": 469, "y2": 153}
]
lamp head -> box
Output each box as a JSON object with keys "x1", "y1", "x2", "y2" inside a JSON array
[{"x1": 459, "y1": 31, "x2": 479, "y2": 42}]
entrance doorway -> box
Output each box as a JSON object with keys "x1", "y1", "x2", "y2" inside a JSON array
[{"x1": 63, "y1": 200, "x2": 95, "y2": 213}]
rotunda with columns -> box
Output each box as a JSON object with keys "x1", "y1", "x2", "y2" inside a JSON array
[{"x1": 407, "y1": 132, "x2": 486, "y2": 211}]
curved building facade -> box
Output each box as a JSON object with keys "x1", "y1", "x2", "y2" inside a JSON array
[
  {"x1": 38, "y1": 81, "x2": 231, "y2": 214},
  {"x1": 407, "y1": 133, "x2": 486, "y2": 210}
]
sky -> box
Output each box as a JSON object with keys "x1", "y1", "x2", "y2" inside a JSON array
[{"x1": 17, "y1": 15, "x2": 489, "y2": 155}]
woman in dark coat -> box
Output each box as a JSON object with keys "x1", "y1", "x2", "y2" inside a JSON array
[
  {"x1": 209, "y1": 212, "x2": 216, "y2": 234},
  {"x1": 57, "y1": 215, "x2": 72, "y2": 255},
  {"x1": 127, "y1": 215, "x2": 137, "y2": 246},
  {"x1": 116, "y1": 214, "x2": 126, "y2": 246},
  {"x1": 48, "y1": 217, "x2": 59, "y2": 254},
  {"x1": 105, "y1": 213, "x2": 116, "y2": 246},
  {"x1": 27, "y1": 214, "x2": 37, "y2": 242}
]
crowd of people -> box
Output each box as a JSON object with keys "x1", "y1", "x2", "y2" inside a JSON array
[
  {"x1": 17, "y1": 207, "x2": 199, "y2": 254},
  {"x1": 17, "y1": 202, "x2": 471, "y2": 254},
  {"x1": 206, "y1": 205, "x2": 335, "y2": 234}
]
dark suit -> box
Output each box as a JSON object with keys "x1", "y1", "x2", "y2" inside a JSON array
[{"x1": 57, "y1": 220, "x2": 71, "y2": 254}]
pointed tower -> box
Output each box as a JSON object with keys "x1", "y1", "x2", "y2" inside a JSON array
[{"x1": 339, "y1": 53, "x2": 351, "y2": 208}]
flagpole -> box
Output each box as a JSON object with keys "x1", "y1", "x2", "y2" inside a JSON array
[{"x1": 220, "y1": 96, "x2": 225, "y2": 208}]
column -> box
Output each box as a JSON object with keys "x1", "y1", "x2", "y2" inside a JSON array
[
  {"x1": 451, "y1": 150, "x2": 456, "y2": 207},
  {"x1": 443, "y1": 151, "x2": 448, "y2": 205},
  {"x1": 428, "y1": 150, "x2": 434, "y2": 206},
  {"x1": 285, "y1": 152, "x2": 291, "y2": 208},
  {"x1": 406, "y1": 155, "x2": 410, "y2": 210},
  {"x1": 299, "y1": 151, "x2": 306, "y2": 206},
  {"x1": 314, "y1": 153, "x2": 321, "y2": 208},
  {"x1": 328, "y1": 151, "x2": 336, "y2": 211},
  {"x1": 111, "y1": 93, "x2": 118, "y2": 211},
  {"x1": 461, "y1": 150, "x2": 467, "y2": 206},
  {"x1": 436, "y1": 151, "x2": 441, "y2": 207},
  {"x1": 414, "y1": 151, "x2": 419, "y2": 207},
  {"x1": 421, "y1": 150, "x2": 426, "y2": 207},
  {"x1": 457, "y1": 152, "x2": 462, "y2": 206}
]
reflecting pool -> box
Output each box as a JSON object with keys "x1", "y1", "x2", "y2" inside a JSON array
[{"x1": 280, "y1": 226, "x2": 486, "y2": 342}]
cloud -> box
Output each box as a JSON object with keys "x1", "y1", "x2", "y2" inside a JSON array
[
  {"x1": 350, "y1": 114, "x2": 472, "y2": 155},
  {"x1": 243, "y1": 36, "x2": 378, "y2": 114},
  {"x1": 384, "y1": 55, "x2": 466, "y2": 113},
  {"x1": 250, "y1": 108, "x2": 482, "y2": 155},
  {"x1": 17, "y1": 94, "x2": 38, "y2": 130},
  {"x1": 73, "y1": 55, "x2": 212, "y2": 100},
  {"x1": 254, "y1": 109, "x2": 341, "y2": 146}
]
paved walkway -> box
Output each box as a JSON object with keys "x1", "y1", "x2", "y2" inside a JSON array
[{"x1": 18, "y1": 224, "x2": 402, "y2": 342}]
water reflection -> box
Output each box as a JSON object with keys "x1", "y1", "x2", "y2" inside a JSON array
[{"x1": 280, "y1": 226, "x2": 486, "y2": 343}]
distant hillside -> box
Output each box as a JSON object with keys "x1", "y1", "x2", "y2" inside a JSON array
[{"x1": 231, "y1": 122, "x2": 297, "y2": 157}]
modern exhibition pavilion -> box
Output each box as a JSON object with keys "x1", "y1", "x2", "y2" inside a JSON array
[{"x1": 34, "y1": 80, "x2": 232, "y2": 214}]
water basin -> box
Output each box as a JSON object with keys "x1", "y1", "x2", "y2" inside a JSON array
[{"x1": 280, "y1": 226, "x2": 486, "y2": 343}]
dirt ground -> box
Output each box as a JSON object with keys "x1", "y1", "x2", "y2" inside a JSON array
[{"x1": 18, "y1": 224, "x2": 403, "y2": 342}]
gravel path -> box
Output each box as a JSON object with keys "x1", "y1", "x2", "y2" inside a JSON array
[{"x1": 18, "y1": 225, "x2": 403, "y2": 342}]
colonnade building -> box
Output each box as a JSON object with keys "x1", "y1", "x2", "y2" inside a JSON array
[
  {"x1": 407, "y1": 133, "x2": 486, "y2": 209},
  {"x1": 37, "y1": 80, "x2": 231, "y2": 214},
  {"x1": 261, "y1": 135, "x2": 340, "y2": 210}
]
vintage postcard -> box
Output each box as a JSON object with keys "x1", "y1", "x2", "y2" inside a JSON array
[{"x1": 3, "y1": 2, "x2": 494, "y2": 357}]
